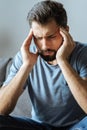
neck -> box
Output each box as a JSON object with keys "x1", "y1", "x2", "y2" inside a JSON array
[{"x1": 48, "y1": 59, "x2": 57, "y2": 65}]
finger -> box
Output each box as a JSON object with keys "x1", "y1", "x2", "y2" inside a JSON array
[
  {"x1": 60, "y1": 28, "x2": 75, "y2": 47},
  {"x1": 59, "y1": 28, "x2": 66, "y2": 42},
  {"x1": 25, "y1": 29, "x2": 33, "y2": 43},
  {"x1": 60, "y1": 28, "x2": 73, "y2": 42},
  {"x1": 22, "y1": 29, "x2": 33, "y2": 48}
]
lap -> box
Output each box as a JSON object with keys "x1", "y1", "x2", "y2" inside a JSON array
[
  {"x1": 0, "y1": 115, "x2": 44, "y2": 130},
  {"x1": 0, "y1": 115, "x2": 66, "y2": 130},
  {"x1": 0, "y1": 115, "x2": 87, "y2": 130}
]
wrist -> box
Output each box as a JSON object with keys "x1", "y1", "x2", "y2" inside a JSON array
[
  {"x1": 21, "y1": 63, "x2": 33, "y2": 72},
  {"x1": 57, "y1": 58, "x2": 68, "y2": 67}
]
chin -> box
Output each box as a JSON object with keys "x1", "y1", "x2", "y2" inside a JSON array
[{"x1": 40, "y1": 54, "x2": 56, "y2": 62}]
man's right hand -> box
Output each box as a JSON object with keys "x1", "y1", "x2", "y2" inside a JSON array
[
  {"x1": 0, "y1": 30, "x2": 38, "y2": 115},
  {"x1": 21, "y1": 29, "x2": 38, "y2": 68}
]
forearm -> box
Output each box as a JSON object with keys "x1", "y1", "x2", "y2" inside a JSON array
[
  {"x1": 0, "y1": 64, "x2": 32, "y2": 115},
  {"x1": 58, "y1": 59, "x2": 87, "y2": 113}
]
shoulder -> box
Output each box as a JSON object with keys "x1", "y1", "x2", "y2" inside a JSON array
[
  {"x1": 75, "y1": 41, "x2": 87, "y2": 52},
  {"x1": 70, "y1": 41, "x2": 87, "y2": 59},
  {"x1": 10, "y1": 51, "x2": 23, "y2": 72},
  {"x1": 70, "y1": 41, "x2": 87, "y2": 73},
  {"x1": 70, "y1": 41, "x2": 87, "y2": 65}
]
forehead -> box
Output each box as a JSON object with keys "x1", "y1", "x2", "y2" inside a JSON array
[{"x1": 31, "y1": 20, "x2": 58, "y2": 37}]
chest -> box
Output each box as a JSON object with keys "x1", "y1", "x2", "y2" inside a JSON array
[{"x1": 29, "y1": 61, "x2": 71, "y2": 106}]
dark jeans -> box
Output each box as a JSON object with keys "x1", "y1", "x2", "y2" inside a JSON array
[{"x1": 0, "y1": 115, "x2": 87, "y2": 130}]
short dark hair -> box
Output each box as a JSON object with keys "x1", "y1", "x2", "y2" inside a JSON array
[{"x1": 27, "y1": 0, "x2": 67, "y2": 28}]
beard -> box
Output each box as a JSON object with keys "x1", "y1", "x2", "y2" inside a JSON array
[{"x1": 38, "y1": 49, "x2": 57, "y2": 62}]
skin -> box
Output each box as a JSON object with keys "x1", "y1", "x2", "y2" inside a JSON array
[
  {"x1": 0, "y1": 20, "x2": 87, "y2": 115},
  {"x1": 32, "y1": 20, "x2": 63, "y2": 64}
]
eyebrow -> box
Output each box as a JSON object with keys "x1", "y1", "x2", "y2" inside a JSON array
[
  {"x1": 34, "y1": 28, "x2": 59, "y2": 38},
  {"x1": 46, "y1": 28, "x2": 59, "y2": 38},
  {"x1": 47, "y1": 30, "x2": 58, "y2": 37}
]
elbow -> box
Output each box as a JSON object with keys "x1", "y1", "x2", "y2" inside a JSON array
[{"x1": 0, "y1": 106, "x2": 13, "y2": 115}]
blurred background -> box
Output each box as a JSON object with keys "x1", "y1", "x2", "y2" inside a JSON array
[{"x1": 0, "y1": 0, "x2": 87, "y2": 58}]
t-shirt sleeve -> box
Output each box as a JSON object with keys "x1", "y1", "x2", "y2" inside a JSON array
[
  {"x1": 3, "y1": 43, "x2": 36, "y2": 87},
  {"x1": 3, "y1": 51, "x2": 23, "y2": 86},
  {"x1": 77, "y1": 45, "x2": 87, "y2": 78}
]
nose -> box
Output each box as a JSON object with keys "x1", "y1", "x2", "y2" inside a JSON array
[{"x1": 41, "y1": 38, "x2": 50, "y2": 50}]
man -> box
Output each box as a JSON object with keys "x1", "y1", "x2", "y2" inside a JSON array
[{"x1": 0, "y1": 0, "x2": 87, "y2": 130}]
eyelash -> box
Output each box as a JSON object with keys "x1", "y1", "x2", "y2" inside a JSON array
[
  {"x1": 50, "y1": 36, "x2": 56, "y2": 38},
  {"x1": 34, "y1": 35, "x2": 57, "y2": 41}
]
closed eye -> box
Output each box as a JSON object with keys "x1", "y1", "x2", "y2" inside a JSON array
[
  {"x1": 34, "y1": 34, "x2": 57, "y2": 40},
  {"x1": 47, "y1": 35, "x2": 57, "y2": 39}
]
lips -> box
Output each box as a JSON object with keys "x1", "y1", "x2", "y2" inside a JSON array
[{"x1": 43, "y1": 50, "x2": 54, "y2": 55}]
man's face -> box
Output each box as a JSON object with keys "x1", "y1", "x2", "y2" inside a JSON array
[{"x1": 32, "y1": 20, "x2": 63, "y2": 62}]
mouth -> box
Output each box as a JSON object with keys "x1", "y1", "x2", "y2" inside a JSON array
[
  {"x1": 43, "y1": 50, "x2": 55, "y2": 56},
  {"x1": 38, "y1": 50, "x2": 55, "y2": 56},
  {"x1": 38, "y1": 49, "x2": 57, "y2": 61}
]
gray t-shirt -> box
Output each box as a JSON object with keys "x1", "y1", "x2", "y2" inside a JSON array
[{"x1": 3, "y1": 42, "x2": 87, "y2": 127}]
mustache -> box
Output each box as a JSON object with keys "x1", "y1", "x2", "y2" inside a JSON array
[{"x1": 37, "y1": 49, "x2": 56, "y2": 54}]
